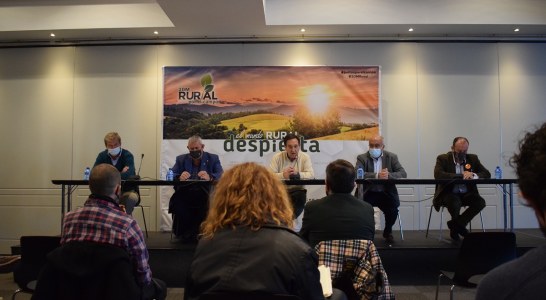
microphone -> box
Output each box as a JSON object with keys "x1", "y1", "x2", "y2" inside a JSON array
[{"x1": 130, "y1": 154, "x2": 144, "y2": 180}]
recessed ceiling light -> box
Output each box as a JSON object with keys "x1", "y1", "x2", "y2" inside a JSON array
[
  {"x1": 408, "y1": 28, "x2": 414, "y2": 32},
  {"x1": 153, "y1": 31, "x2": 159, "y2": 35},
  {"x1": 300, "y1": 28, "x2": 306, "y2": 33},
  {"x1": 514, "y1": 28, "x2": 520, "y2": 32},
  {"x1": 50, "y1": 33, "x2": 55, "y2": 37}
]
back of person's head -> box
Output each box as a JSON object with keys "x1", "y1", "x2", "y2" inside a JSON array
[
  {"x1": 201, "y1": 162, "x2": 293, "y2": 239},
  {"x1": 89, "y1": 164, "x2": 121, "y2": 196},
  {"x1": 326, "y1": 159, "x2": 356, "y2": 193},
  {"x1": 511, "y1": 123, "x2": 546, "y2": 213}
]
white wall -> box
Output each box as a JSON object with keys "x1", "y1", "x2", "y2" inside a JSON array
[{"x1": 0, "y1": 42, "x2": 545, "y2": 253}]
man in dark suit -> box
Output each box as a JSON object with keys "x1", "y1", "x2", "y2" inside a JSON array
[
  {"x1": 169, "y1": 135, "x2": 223, "y2": 241},
  {"x1": 300, "y1": 159, "x2": 375, "y2": 248},
  {"x1": 355, "y1": 135, "x2": 407, "y2": 243},
  {"x1": 434, "y1": 136, "x2": 491, "y2": 241}
]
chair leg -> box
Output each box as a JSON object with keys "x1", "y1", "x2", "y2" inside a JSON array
[
  {"x1": 426, "y1": 205, "x2": 434, "y2": 238},
  {"x1": 139, "y1": 205, "x2": 148, "y2": 238},
  {"x1": 398, "y1": 211, "x2": 404, "y2": 241},
  {"x1": 450, "y1": 284, "x2": 456, "y2": 300},
  {"x1": 435, "y1": 273, "x2": 444, "y2": 300},
  {"x1": 480, "y1": 211, "x2": 485, "y2": 232},
  {"x1": 439, "y1": 207, "x2": 444, "y2": 241}
]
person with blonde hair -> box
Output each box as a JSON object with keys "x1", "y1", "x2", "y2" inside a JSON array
[{"x1": 184, "y1": 162, "x2": 327, "y2": 300}]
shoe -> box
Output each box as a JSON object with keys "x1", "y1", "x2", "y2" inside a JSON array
[
  {"x1": 383, "y1": 230, "x2": 394, "y2": 244},
  {"x1": 447, "y1": 220, "x2": 461, "y2": 241}
]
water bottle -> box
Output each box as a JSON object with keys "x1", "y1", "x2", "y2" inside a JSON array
[
  {"x1": 166, "y1": 168, "x2": 174, "y2": 181},
  {"x1": 357, "y1": 166, "x2": 364, "y2": 179},
  {"x1": 83, "y1": 167, "x2": 91, "y2": 180},
  {"x1": 495, "y1": 166, "x2": 502, "y2": 179}
]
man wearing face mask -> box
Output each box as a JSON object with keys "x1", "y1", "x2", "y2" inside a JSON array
[
  {"x1": 300, "y1": 159, "x2": 375, "y2": 248},
  {"x1": 169, "y1": 135, "x2": 223, "y2": 241},
  {"x1": 355, "y1": 135, "x2": 407, "y2": 244},
  {"x1": 94, "y1": 132, "x2": 139, "y2": 215},
  {"x1": 434, "y1": 136, "x2": 490, "y2": 241}
]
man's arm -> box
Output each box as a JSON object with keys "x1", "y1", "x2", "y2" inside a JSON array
[
  {"x1": 209, "y1": 154, "x2": 224, "y2": 180},
  {"x1": 387, "y1": 152, "x2": 407, "y2": 179},
  {"x1": 269, "y1": 153, "x2": 285, "y2": 179},
  {"x1": 434, "y1": 154, "x2": 458, "y2": 179},
  {"x1": 298, "y1": 154, "x2": 314, "y2": 179},
  {"x1": 126, "y1": 220, "x2": 152, "y2": 286},
  {"x1": 470, "y1": 155, "x2": 491, "y2": 179},
  {"x1": 120, "y1": 151, "x2": 135, "y2": 180}
]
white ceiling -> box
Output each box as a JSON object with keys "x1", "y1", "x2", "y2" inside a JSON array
[{"x1": 0, "y1": 0, "x2": 545, "y2": 47}]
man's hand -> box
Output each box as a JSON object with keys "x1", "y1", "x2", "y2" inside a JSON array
[
  {"x1": 463, "y1": 171, "x2": 474, "y2": 180},
  {"x1": 121, "y1": 166, "x2": 129, "y2": 173},
  {"x1": 197, "y1": 171, "x2": 211, "y2": 181},
  {"x1": 378, "y1": 168, "x2": 389, "y2": 179},
  {"x1": 179, "y1": 171, "x2": 191, "y2": 181},
  {"x1": 283, "y1": 166, "x2": 295, "y2": 179}
]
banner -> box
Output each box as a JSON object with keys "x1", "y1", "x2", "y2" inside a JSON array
[{"x1": 160, "y1": 66, "x2": 380, "y2": 231}]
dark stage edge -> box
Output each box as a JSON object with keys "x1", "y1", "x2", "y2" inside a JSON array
[{"x1": 145, "y1": 230, "x2": 545, "y2": 287}]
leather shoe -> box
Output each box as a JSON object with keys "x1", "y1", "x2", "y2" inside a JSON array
[
  {"x1": 447, "y1": 220, "x2": 461, "y2": 241},
  {"x1": 383, "y1": 232, "x2": 394, "y2": 244}
]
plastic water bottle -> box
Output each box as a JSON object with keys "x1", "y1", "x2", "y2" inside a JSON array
[
  {"x1": 83, "y1": 167, "x2": 90, "y2": 180},
  {"x1": 166, "y1": 168, "x2": 174, "y2": 181},
  {"x1": 357, "y1": 166, "x2": 364, "y2": 179},
  {"x1": 495, "y1": 166, "x2": 502, "y2": 179}
]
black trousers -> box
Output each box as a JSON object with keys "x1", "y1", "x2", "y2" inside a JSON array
[
  {"x1": 439, "y1": 192, "x2": 486, "y2": 227},
  {"x1": 363, "y1": 190, "x2": 399, "y2": 234},
  {"x1": 169, "y1": 187, "x2": 210, "y2": 239},
  {"x1": 289, "y1": 189, "x2": 307, "y2": 218}
]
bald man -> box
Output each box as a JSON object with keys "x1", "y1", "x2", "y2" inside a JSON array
[{"x1": 355, "y1": 135, "x2": 407, "y2": 244}]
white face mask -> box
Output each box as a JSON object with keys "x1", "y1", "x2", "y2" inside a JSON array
[
  {"x1": 108, "y1": 146, "x2": 121, "y2": 156},
  {"x1": 369, "y1": 148, "x2": 382, "y2": 159}
]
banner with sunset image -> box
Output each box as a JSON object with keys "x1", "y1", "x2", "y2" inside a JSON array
[{"x1": 159, "y1": 66, "x2": 381, "y2": 230}]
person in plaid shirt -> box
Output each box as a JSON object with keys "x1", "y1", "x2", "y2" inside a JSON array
[{"x1": 62, "y1": 163, "x2": 166, "y2": 300}]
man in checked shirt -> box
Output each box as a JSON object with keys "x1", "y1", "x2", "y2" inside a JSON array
[{"x1": 61, "y1": 163, "x2": 166, "y2": 300}]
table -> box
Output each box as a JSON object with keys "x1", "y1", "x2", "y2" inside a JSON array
[{"x1": 52, "y1": 178, "x2": 517, "y2": 231}]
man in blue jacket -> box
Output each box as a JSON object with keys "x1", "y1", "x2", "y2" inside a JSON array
[{"x1": 170, "y1": 135, "x2": 223, "y2": 241}]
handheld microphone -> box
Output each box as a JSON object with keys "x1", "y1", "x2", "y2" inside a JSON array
[{"x1": 130, "y1": 154, "x2": 144, "y2": 180}]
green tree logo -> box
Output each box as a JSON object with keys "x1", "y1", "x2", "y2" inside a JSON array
[{"x1": 200, "y1": 73, "x2": 214, "y2": 93}]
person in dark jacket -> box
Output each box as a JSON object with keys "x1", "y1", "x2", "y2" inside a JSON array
[
  {"x1": 433, "y1": 136, "x2": 491, "y2": 241},
  {"x1": 184, "y1": 162, "x2": 342, "y2": 300},
  {"x1": 476, "y1": 122, "x2": 546, "y2": 299}
]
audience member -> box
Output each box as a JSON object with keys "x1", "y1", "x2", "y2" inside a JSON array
[
  {"x1": 61, "y1": 164, "x2": 166, "y2": 300},
  {"x1": 476, "y1": 123, "x2": 546, "y2": 299},
  {"x1": 170, "y1": 134, "x2": 223, "y2": 241},
  {"x1": 94, "y1": 132, "x2": 139, "y2": 214},
  {"x1": 269, "y1": 133, "x2": 314, "y2": 228},
  {"x1": 300, "y1": 159, "x2": 375, "y2": 247},
  {"x1": 433, "y1": 136, "x2": 490, "y2": 241},
  {"x1": 355, "y1": 135, "x2": 407, "y2": 243},
  {"x1": 184, "y1": 162, "x2": 340, "y2": 300}
]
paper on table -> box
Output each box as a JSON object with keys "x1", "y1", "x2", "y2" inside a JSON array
[{"x1": 318, "y1": 264, "x2": 333, "y2": 297}]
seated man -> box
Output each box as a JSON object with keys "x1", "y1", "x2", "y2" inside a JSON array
[
  {"x1": 62, "y1": 164, "x2": 166, "y2": 300},
  {"x1": 434, "y1": 136, "x2": 491, "y2": 241},
  {"x1": 94, "y1": 132, "x2": 139, "y2": 215},
  {"x1": 300, "y1": 159, "x2": 375, "y2": 248},
  {"x1": 269, "y1": 133, "x2": 314, "y2": 225},
  {"x1": 355, "y1": 135, "x2": 407, "y2": 243},
  {"x1": 170, "y1": 135, "x2": 223, "y2": 241}
]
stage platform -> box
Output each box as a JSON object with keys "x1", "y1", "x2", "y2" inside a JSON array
[{"x1": 146, "y1": 229, "x2": 546, "y2": 287}]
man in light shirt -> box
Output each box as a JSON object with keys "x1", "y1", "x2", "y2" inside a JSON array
[{"x1": 270, "y1": 133, "x2": 314, "y2": 223}]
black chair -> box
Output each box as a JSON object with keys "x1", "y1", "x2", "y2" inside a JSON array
[
  {"x1": 32, "y1": 241, "x2": 141, "y2": 300},
  {"x1": 12, "y1": 235, "x2": 61, "y2": 300},
  {"x1": 435, "y1": 232, "x2": 517, "y2": 300},
  {"x1": 199, "y1": 292, "x2": 302, "y2": 300}
]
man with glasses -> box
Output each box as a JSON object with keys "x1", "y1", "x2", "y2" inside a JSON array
[
  {"x1": 355, "y1": 135, "x2": 407, "y2": 244},
  {"x1": 434, "y1": 136, "x2": 490, "y2": 241}
]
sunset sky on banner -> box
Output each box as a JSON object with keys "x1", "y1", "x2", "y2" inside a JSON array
[{"x1": 163, "y1": 66, "x2": 378, "y2": 110}]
